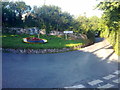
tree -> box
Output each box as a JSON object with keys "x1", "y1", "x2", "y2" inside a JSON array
[
  {"x1": 32, "y1": 5, "x2": 76, "y2": 34},
  {"x1": 97, "y1": 0, "x2": 120, "y2": 55},
  {"x1": 97, "y1": 1, "x2": 120, "y2": 28},
  {"x1": 89, "y1": 16, "x2": 100, "y2": 31},
  {"x1": 76, "y1": 15, "x2": 91, "y2": 34},
  {"x1": 97, "y1": 1, "x2": 120, "y2": 45},
  {"x1": 2, "y1": 1, "x2": 31, "y2": 27}
]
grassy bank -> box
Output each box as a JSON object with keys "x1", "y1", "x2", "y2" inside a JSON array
[{"x1": 2, "y1": 34, "x2": 87, "y2": 49}]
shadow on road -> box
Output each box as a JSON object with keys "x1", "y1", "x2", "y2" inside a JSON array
[
  {"x1": 105, "y1": 46, "x2": 113, "y2": 49},
  {"x1": 2, "y1": 37, "x2": 119, "y2": 88},
  {"x1": 95, "y1": 38, "x2": 104, "y2": 43},
  {"x1": 104, "y1": 51, "x2": 115, "y2": 60},
  {"x1": 2, "y1": 50, "x2": 119, "y2": 88},
  {"x1": 91, "y1": 44, "x2": 110, "y2": 53}
]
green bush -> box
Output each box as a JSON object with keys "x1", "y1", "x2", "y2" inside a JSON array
[
  {"x1": 86, "y1": 30, "x2": 95, "y2": 43},
  {"x1": 100, "y1": 29, "x2": 120, "y2": 56},
  {"x1": 114, "y1": 30, "x2": 120, "y2": 55},
  {"x1": 108, "y1": 30, "x2": 116, "y2": 46},
  {"x1": 100, "y1": 29, "x2": 110, "y2": 38}
]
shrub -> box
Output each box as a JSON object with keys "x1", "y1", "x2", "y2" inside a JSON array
[
  {"x1": 86, "y1": 30, "x2": 95, "y2": 43},
  {"x1": 114, "y1": 30, "x2": 120, "y2": 55},
  {"x1": 108, "y1": 30, "x2": 116, "y2": 46}
]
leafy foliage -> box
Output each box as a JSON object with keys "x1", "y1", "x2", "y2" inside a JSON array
[
  {"x1": 97, "y1": 1, "x2": 120, "y2": 55},
  {"x1": 2, "y1": 1, "x2": 31, "y2": 27}
]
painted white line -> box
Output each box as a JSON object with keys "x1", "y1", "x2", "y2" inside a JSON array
[
  {"x1": 64, "y1": 84, "x2": 85, "y2": 88},
  {"x1": 103, "y1": 74, "x2": 115, "y2": 80},
  {"x1": 114, "y1": 70, "x2": 120, "y2": 75},
  {"x1": 113, "y1": 78, "x2": 120, "y2": 83},
  {"x1": 97, "y1": 83, "x2": 114, "y2": 88},
  {"x1": 88, "y1": 79, "x2": 103, "y2": 86}
]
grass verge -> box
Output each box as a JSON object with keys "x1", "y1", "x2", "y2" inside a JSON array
[{"x1": 2, "y1": 34, "x2": 86, "y2": 49}]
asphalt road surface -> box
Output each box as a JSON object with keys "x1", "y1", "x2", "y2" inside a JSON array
[{"x1": 2, "y1": 38, "x2": 119, "y2": 88}]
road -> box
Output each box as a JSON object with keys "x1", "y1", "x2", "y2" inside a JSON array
[{"x1": 2, "y1": 38, "x2": 119, "y2": 88}]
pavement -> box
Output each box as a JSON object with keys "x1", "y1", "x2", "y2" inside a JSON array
[{"x1": 2, "y1": 38, "x2": 119, "y2": 88}]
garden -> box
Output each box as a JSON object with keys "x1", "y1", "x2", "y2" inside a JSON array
[
  {"x1": 2, "y1": 34, "x2": 87, "y2": 50},
  {"x1": 2, "y1": 1, "x2": 120, "y2": 55}
]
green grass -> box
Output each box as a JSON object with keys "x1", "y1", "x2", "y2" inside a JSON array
[{"x1": 2, "y1": 34, "x2": 86, "y2": 49}]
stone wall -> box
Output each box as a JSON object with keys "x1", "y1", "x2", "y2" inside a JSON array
[
  {"x1": 2, "y1": 27, "x2": 39, "y2": 35},
  {"x1": 2, "y1": 48, "x2": 74, "y2": 54},
  {"x1": 68, "y1": 33, "x2": 88, "y2": 40},
  {"x1": 2, "y1": 42, "x2": 93, "y2": 54}
]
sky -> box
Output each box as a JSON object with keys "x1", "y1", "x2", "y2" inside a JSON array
[{"x1": 9, "y1": 0, "x2": 103, "y2": 17}]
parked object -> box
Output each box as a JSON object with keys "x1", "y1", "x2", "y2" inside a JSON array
[{"x1": 23, "y1": 37, "x2": 47, "y2": 44}]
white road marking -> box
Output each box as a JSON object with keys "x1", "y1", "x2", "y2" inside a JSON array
[
  {"x1": 97, "y1": 83, "x2": 114, "y2": 88},
  {"x1": 113, "y1": 78, "x2": 120, "y2": 83},
  {"x1": 65, "y1": 70, "x2": 120, "y2": 88},
  {"x1": 103, "y1": 74, "x2": 115, "y2": 80},
  {"x1": 64, "y1": 84, "x2": 85, "y2": 88},
  {"x1": 113, "y1": 70, "x2": 120, "y2": 75},
  {"x1": 88, "y1": 79, "x2": 103, "y2": 86}
]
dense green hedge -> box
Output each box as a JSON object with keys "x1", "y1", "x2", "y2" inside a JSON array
[
  {"x1": 114, "y1": 30, "x2": 120, "y2": 56},
  {"x1": 100, "y1": 29, "x2": 120, "y2": 56}
]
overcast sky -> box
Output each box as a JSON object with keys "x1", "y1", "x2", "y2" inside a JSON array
[{"x1": 9, "y1": 0, "x2": 103, "y2": 17}]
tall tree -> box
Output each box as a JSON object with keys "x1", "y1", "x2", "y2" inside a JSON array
[
  {"x1": 32, "y1": 5, "x2": 75, "y2": 34},
  {"x1": 97, "y1": 1, "x2": 120, "y2": 45},
  {"x1": 2, "y1": 1, "x2": 31, "y2": 27}
]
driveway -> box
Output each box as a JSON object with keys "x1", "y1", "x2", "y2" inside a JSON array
[{"x1": 2, "y1": 38, "x2": 119, "y2": 88}]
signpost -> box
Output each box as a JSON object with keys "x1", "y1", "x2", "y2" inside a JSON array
[
  {"x1": 63, "y1": 31, "x2": 73, "y2": 39},
  {"x1": 63, "y1": 31, "x2": 73, "y2": 34}
]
